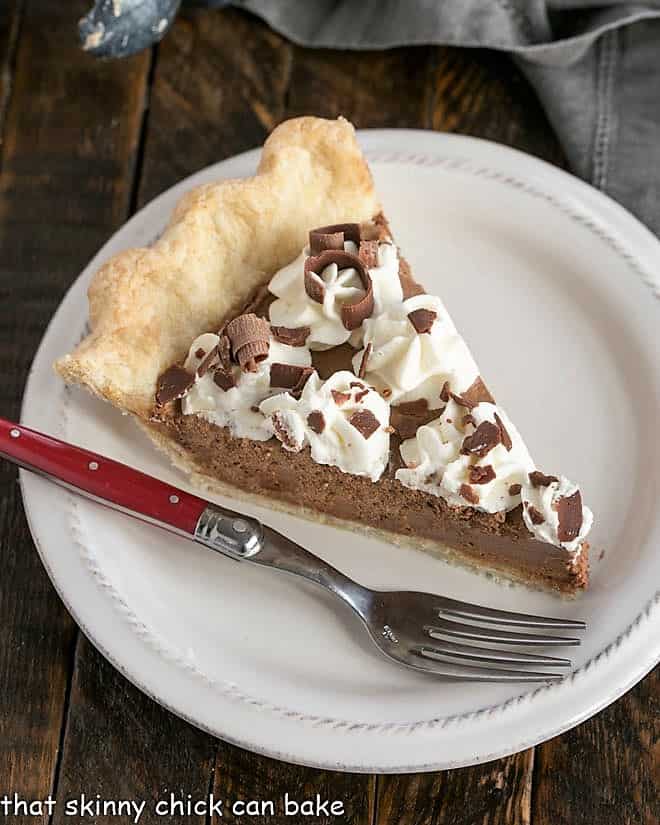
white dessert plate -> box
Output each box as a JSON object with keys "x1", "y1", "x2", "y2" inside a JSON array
[{"x1": 20, "y1": 130, "x2": 660, "y2": 773}]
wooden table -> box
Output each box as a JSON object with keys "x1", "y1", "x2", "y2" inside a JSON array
[{"x1": 0, "y1": 5, "x2": 657, "y2": 823}]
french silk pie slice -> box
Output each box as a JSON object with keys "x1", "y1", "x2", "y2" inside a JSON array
[{"x1": 56, "y1": 116, "x2": 592, "y2": 594}]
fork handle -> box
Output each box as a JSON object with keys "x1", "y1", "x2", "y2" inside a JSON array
[
  {"x1": 0, "y1": 417, "x2": 262, "y2": 556},
  {"x1": 2, "y1": 417, "x2": 369, "y2": 610}
]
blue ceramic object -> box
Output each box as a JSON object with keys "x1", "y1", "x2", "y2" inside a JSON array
[{"x1": 79, "y1": 0, "x2": 182, "y2": 58}]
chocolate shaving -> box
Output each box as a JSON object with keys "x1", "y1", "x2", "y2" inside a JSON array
[
  {"x1": 213, "y1": 368, "x2": 236, "y2": 391},
  {"x1": 527, "y1": 505, "x2": 545, "y2": 525},
  {"x1": 270, "y1": 363, "x2": 315, "y2": 398},
  {"x1": 155, "y1": 366, "x2": 194, "y2": 406},
  {"x1": 557, "y1": 490, "x2": 583, "y2": 543},
  {"x1": 469, "y1": 465, "x2": 496, "y2": 485},
  {"x1": 309, "y1": 223, "x2": 360, "y2": 255},
  {"x1": 270, "y1": 325, "x2": 310, "y2": 347},
  {"x1": 462, "y1": 414, "x2": 475, "y2": 427},
  {"x1": 226, "y1": 314, "x2": 270, "y2": 372},
  {"x1": 195, "y1": 347, "x2": 206, "y2": 359},
  {"x1": 307, "y1": 411, "x2": 325, "y2": 434},
  {"x1": 218, "y1": 334, "x2": 232, "y2": 369},
  {"x1": 508, "y1": 483, "x2": 522, "y2": 496},
  {"x1": 407, "y1": 308, "x2": 437, "y2": 334},
  {"x1": 303, "y1": 268, "x2": 326, "y2": 304},
  {"x1": 451, "y1": 376, "x2": 495, "y2": 409},
  {"x1": 331, "y1": 389, "x2": 351, "y2": 406},
  {"x1": 494, "y1": 412, "x2": 512, "y2": 451},
  {"x1": 358, "y1": 240, "x2": 379, "y2": 268},
  {"x1": 354, "y1": 389, "x2": 370, "y2": 403},
  {"x1": 349, "y1": 409, "x2": 380, "y2": 440},
  {"x1": 529, "y1": 470, "x2": 559, "y2": 488},
  {"x1": 196, "y1": 345, "x2": 219, "y2": 378},
  {"x1": 357, "y1": 343, "x2": 372, "y2": 379},
  {"x1": 460, "y1": 484, "x2": 480, "y2": 505},
  {"x1": 461, "y1": 420, "x2": 501, "y2": 457},
  {"x1": 390, "y1": 399, "x2": 441, "y2": 440},
  {"x1": 439, "y1": 381, "x2": 451, "y2": 403}
]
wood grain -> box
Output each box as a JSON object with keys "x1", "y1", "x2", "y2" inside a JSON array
[
  {"x1": 376, "y1": 750, "x2": 534, "y2": 825},
  {"x1": 212, "y1": 742, "x2": 375, "y2": 825},
  {"x1": 285, "y1": 44, "x2": 436, "y2": 127},
  {"x1": 52, "y1": 638, "x2": 217, "y2": 825},
  {"x1": 427, "y1": 48, "x2": 566, "y2": 166},
  {"x1": 137, "y1": 7, "x2": 293, "y2": 206},
  {"x1": 0, "y1": 0, "x2": 149, "y2": 813},
  {"x1": 533, "y1": 668, "x2": 659, "y2": 825},
  {"x1": 0, "y1": 1, "x2": 21, "y2": 132}
]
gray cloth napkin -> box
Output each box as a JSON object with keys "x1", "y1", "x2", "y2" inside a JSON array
[{"x1": 235, "y1": 1, "x2": 660, "y2": 237}]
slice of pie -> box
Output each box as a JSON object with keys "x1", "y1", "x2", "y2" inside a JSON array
[{"x1": 56, "y1": 116, "x2": 592, "y2": 594}]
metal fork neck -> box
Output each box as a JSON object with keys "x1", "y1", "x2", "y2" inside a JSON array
[{"x1": 193, "y1": 505, "x2": 371, "y2": 617}]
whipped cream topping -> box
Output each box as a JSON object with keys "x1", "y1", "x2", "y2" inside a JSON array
[
  {"x1": 259, "y1": 370, "x2": 390, "y2": 481},
  {"x1": 352, "y1": 293, "x2": 479, "y2": 405},
  {"x1": 269, "y1": 239, "x2": 402, "y2": 351},
  {"x1": 397, "y1": 400, "x2": 534, "y2": 514},
  {"x1": 182, "y1": 332, "x2": 311, "y2": 440},
  {"x1": 522, "y1": 475, "x2": 594, "y2": 553}
]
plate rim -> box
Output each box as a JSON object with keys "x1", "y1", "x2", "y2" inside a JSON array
[{"x1": 20, "y1": 129, "x2": 660, "y2": 772}]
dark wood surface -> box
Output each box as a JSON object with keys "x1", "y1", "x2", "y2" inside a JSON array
[{"x1": 0, "y1": 5, "x2": 657, "y2": 824}]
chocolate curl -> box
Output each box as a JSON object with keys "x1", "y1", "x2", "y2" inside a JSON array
[
  {"x1": 309, "y1": 223, "x2": 361, "y2": 254},
  {"x1": 226, "y1": 313, "x2": 270, "y2": 372},
  {"x1": 304, "y1": 250, "x2": 375, "y2": 330}
]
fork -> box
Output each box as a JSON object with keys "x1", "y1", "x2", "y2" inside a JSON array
[{"x1": 0, "y1": 416, "x2": 585, "y2": 682}]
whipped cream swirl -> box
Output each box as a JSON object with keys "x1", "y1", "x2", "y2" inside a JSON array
[
  {"x1": 522, "y1": 476, "x2": 593, "y2": 553},
  {"x1": 269, "y1": 239, "x2": 402, "y2": 351},
  {"x1": 182, "y1": 332, "x2": 311, "y2": 440},
  {"x1": 259, "y1": 370, "x2": 390, "y2": 481},
  {"x1": 397, "y1": 400, "x2": 534, "y2": 514},
  {"x1": 352, "y1": 293, "x2": 479, "y2": 405}
]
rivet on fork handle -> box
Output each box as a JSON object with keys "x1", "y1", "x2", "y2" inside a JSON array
[{"x1": 194, "y1": 504, "x2": 264, "y2": 559}]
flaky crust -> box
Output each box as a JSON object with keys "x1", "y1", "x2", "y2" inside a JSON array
[{"x1": 55, "y1": 117, "x2": 379, "y2": 417}]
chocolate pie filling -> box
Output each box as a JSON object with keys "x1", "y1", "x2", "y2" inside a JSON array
[{"x1": 151, "y1": 213, "x2": 588, "y2": 593}]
